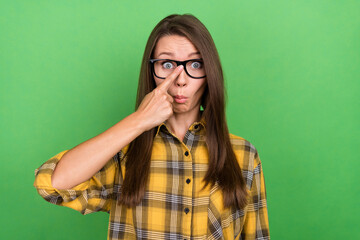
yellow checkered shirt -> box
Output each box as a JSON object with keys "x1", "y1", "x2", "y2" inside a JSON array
[{"x1": 33, "y1": 119, "x2": 270, "y2": 239}]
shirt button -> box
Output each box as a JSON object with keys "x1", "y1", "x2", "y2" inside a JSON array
[
  {"x1": 184, "y1": 208, "x2": 190, "y2": 214},
  {"x1": 186, "y1": 178, "x2": 191, "y2": 184},
  {"x1": 184, "y1": 151, "x2": 189, "y2": 156}
]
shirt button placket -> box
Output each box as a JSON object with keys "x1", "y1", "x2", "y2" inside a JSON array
[{"x1": 183, "y1": 148, "x2": 192, "y2": 237}]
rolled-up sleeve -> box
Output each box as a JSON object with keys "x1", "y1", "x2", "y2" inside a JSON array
[
  {"x1": 241, "y1": 151, "x2": 270, "y2": 239},
  {"x1": 33, "y1": 150, "x2": 120, "y2": 215}
]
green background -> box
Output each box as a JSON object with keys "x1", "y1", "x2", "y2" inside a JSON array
[{"x1": 1, "y1": 0, "x2": 359, "y2": 239}]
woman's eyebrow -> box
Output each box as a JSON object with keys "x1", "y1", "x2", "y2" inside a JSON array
[
  {"x1": 157, "y1": 51, "x2": 201, "y2": 58},
  {"x1": 188, "y1": 51, "x2": 200, "y2": 57}
]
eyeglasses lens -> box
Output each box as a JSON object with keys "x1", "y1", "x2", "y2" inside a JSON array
[{"x1": 154, "y1": 60, "x2": 205, "y2": 78}]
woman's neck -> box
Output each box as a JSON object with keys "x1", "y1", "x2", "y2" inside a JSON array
[{"x1": 165, "y1": 107, "x2": 201, "y2": 142}]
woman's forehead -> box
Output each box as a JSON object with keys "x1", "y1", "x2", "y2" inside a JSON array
[{"x1": 154, "y1": 35, "x2": 201, "y2": 59}]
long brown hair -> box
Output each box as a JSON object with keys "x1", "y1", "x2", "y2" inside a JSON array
[{"x1": 118, "y1": 14, "x2": 248, "y2": 210}]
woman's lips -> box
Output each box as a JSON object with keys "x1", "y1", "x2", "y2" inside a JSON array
[{"x1": 174, "y1": 95, "x2": 187, "y2": 103}]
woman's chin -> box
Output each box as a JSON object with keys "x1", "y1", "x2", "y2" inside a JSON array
[
  {"x1": 173, "y1": 104, "x2": 190, "y2": 114},
  {"x1": 173, "y1": 103, "x2": 201, "y2": 115}
]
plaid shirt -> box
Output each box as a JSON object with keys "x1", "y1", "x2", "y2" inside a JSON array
[{"x1": 33, "y1": 119, "x2": 270, "y2": 239}]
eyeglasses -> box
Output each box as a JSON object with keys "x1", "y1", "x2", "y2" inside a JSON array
[{"x1": 149, "y1": 58, "x2": 206, "y2": 79}]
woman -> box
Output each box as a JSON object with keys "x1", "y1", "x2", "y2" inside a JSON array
[{"x1": 34, "y1": 14, "x2": 270, "y2": 239}]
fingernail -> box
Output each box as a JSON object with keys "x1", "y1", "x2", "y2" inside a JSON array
[{"x1": 178, "y1": 65, "x2": 184, "y2": 70}]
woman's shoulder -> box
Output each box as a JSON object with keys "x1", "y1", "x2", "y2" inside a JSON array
[
  {"x1": 228, "y1": 133, "x2": 257, "y2": 151},
  {"x1": 228, "y1": 133, "x2": 262, "y2": 171}
]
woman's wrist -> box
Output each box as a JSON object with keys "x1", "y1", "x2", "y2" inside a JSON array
[{"x1": 128, "y1": 111, "x2": 150, "y2": 133}]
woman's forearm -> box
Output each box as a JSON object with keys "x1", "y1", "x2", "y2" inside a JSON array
[{"x1": 51, "y1": 112, "x2": 145, "y2": 189}]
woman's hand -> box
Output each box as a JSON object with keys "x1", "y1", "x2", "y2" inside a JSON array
[{"x1": 135, "y1": 65, "x2": 184, "y2": 131}]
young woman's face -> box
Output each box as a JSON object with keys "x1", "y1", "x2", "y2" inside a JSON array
[{"x1": 153, "y1": 35, "x2": 207, "y2": 114}]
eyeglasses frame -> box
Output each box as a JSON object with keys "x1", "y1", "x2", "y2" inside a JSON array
[{"x1": 149, "y1": 58, "x2": 206, "y2": 79}]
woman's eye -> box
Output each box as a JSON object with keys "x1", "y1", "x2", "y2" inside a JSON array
[
  {"x1": 162, "y1": 62, "x2": 174, "y2": 69},
  {"x1": 191, "y1": 61, "x2": 202, "y2": 69}
]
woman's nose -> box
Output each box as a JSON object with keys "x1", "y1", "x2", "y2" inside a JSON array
[{"x1": 175, "y1": 70, "x2": 187, "y2": 87}]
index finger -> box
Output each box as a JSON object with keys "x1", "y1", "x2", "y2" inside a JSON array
[{"x1": 157, "y1": 65, "x2": 184, "y2": 91}]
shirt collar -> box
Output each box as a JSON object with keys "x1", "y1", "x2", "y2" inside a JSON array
[{"x1": 155, "y1": 112, "x2": 206, "y2": 136}]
